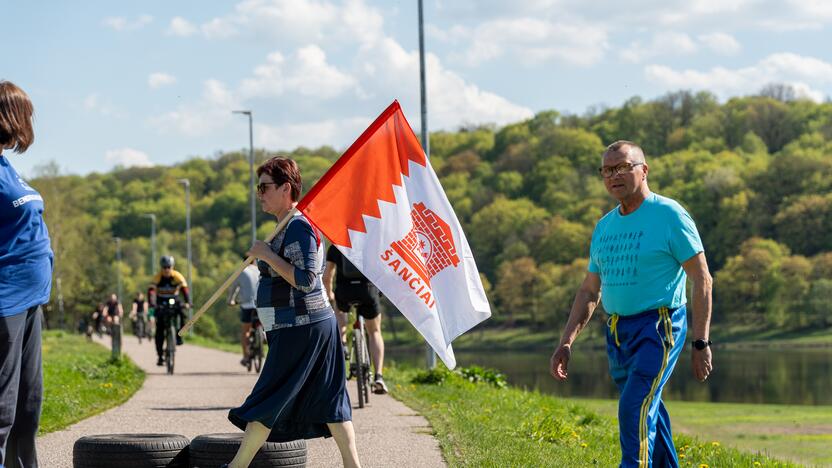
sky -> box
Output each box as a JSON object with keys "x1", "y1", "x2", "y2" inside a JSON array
[{"x1": 2, "y1": 0, "x2": 831, "y2": 177}]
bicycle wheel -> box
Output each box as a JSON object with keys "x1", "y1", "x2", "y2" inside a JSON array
[
  {"x1": 353, "y1": 329, "x2": 367, "y2": 408},
  {"x1": 361, "y1": 328, "x2": 371, "y2": 403},
  {"x1": 166, "y1": 322, "x2": 176, "y2": 375},
  {"x1": 136, "y1": 320, "x2": 144, "y2": 344}
]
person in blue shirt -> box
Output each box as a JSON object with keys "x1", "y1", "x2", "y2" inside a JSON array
[
  {"x1": 550, "y1": 140, "x2": 713, "y2": 468},
  {"x1": 0, "y1": 80, "x2": 53, "y2": 468}
]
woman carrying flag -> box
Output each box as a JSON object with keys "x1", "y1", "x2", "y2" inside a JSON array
[{"x1": 225, "y1": 157, "x2": 359, "y2": 468}]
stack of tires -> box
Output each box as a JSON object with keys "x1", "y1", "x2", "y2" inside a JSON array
[{"x1": 73, "y1": 433, "x2": 306, "y2": 467}]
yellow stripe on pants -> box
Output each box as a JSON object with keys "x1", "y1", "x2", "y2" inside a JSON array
[{"x1": 638, "y1": 307, "x2": 670, "y2": 467}]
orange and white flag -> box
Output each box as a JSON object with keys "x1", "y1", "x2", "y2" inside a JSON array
[{"x1": 297, "y1": 101, "x2": 491, "y2": 368}]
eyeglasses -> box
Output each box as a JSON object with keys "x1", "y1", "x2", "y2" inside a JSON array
[
  {"x1": 257, "y1": 182, "x2": 280, "y2": 194},
  {"x1": 598, "y1": 162, "x2": 644, "y2": 178}
]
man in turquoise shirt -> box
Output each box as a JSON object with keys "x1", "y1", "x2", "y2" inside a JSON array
[{"x1": 550, "y1": 140, "x2": 714, "y2": 468}]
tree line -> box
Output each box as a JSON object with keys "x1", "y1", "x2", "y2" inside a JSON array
[{"x1": 32, "y1": 86, "x2": 832, "y2": 340}]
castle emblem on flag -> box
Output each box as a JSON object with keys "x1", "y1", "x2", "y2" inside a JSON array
[{"x1": 391, "y1": 202, "x2": 460, "y2": 286}]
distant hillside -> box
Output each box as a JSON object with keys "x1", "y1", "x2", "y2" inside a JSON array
[{"x1": 32, "y1": 87, "x2": 832, "y2": 339}]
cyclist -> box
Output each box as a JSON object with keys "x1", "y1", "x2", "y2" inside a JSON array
[
  {"x1": 323, "y1": 244, "x2": 388, "y2": 394},
  {"x1": 149, "y1": 256, "x2": 190, "y2": 366},
  {"x1": 103, "y1": 293, "x2": 123, "y2": 327},
  {"x1": 227, "y1": 262, "x2": 260, "y2": 367},
  {"x1": 147, "y1": 286, "x2": 157, "y2": 338},
  {"x1": 92, "y1": 302, "x2": 105, "y2": 337},
  {"x1": 129, "y1": 292, "x2": 148, "y2": 340}
]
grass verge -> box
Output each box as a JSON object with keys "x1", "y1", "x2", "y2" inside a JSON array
[
  {"x1": 386, "y1": 365, "x2": 798, "y2": 467},
  {"x1": 40, "y1": 330, "x2": 144, "y2": 435},
  {"x1": 186, "y1": 333, "x2": 242, "y2": 354},
  {"x1": 578, "y1": 398, "x2": 832, "y2": 467}
]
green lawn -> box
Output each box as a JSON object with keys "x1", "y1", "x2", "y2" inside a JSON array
[
  {"x1": 387, "y1": 365, "x2": 796, "y2": 467},
  {"x1": 712, "y1": 324, "x2": 832, "y2": 347},
  {"x1": 40, "y1": 331, "x2": 145, "y2": 434},
  {"x1": 578, "y1": 398, "x2": 832, "y2": 467},
  {"x1": 186, "y1": 333, "x2": 243, "y2": 354}
]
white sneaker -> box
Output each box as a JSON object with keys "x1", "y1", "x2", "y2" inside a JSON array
[{"x1": 373, "y1": 376, "x2": 388, "y2": 394}]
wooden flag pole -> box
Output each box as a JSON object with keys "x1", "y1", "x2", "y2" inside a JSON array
[{"x1": 178, "y1": 208, "x2": 298, "y2": 336}]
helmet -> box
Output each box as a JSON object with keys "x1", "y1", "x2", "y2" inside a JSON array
[{"x1": 160, "y1": 256, "x2": 175, "y2": 268}]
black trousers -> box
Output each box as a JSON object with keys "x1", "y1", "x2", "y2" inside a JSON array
[
  {"x1": 154, "y1": 309, "x2": 185, "y2": 358},
  {"x1": 0, "y1": 306, "x2": 43, "y2": 468}
]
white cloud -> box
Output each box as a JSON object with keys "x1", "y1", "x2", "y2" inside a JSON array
[
  {"x1": 201, "y1": 17, "x2": 239, "y2": 39},
  {"x1": 167, "y1": 17, "x2": 197, "y2": 37},
  {"x1": 148, "y1": 73, "x2": 177, "y2": 89},
  {"x1": 358, "y1": 38, "x2": 533, "y2": 129},
  {"x1": 255, "y1": 117, "x2": 371, "y2": 150},
  {"x1": 105, "y1": 148, "x2": 153, "y2": 168},
  {"x1": 656, "y1": 0, "x2": 756, "y2": 25},
  {"x1": 197, "y1": 0, "x2": 383, "y2": 45},
  {"x1": 698, "y1": 33, "x2": 742, "y2": 55},
  {"x1": 153, "y1": 0, "x2": 533, "y2": 141},
  {"x1": 787, "y1": 0, "x2": 832, "y2": 20},
  {"x1": 240, "y1": 46, "x2": 357, "y2": 99},
  {"x1": 199, "y1": 0, "x2": 337, "y2": 41},
  {"x1": 453, "y1": 18, "x2": 608, "y2": 67},
  {"x1": 645, "y1": 53, "x2": 832, "y2": 101},
  {"x1": 620, "y1": 32, "x2": 698, "y2": 63},
  {"x1": 102, "y1": 14, "x2": 153, "y2": 31},
  {"x1": 83, "y1": 94, "x2": 124, "y2": 118},
  {"x1": 150, "y1": 80, "x2": 239, "y2": 136}
]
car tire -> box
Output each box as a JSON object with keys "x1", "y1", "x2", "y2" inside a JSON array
[
  {"x1": 188, "y1": 433, "x2": 306, "y2": 468},
  {"x1": 73, "y1": 433, "x2": 189, "y2": 468}
]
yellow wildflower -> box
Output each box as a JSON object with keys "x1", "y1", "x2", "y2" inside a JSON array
[
  {"x1": 580, "y1": 443, "x2": 588, "y2": 448},
  {"x1": 711, "y1": 442, "x2": 720, "y2": 447}
]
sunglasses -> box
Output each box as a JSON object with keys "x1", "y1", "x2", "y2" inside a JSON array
[{"x1": 257, "y1": 182, "x2": 279, "y2": 194}]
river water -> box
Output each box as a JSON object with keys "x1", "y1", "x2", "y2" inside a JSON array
[{"x1": 388, "y1": 347, "x2": 832, "y2": 405}]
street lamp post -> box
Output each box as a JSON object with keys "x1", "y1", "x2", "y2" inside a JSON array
[
  {"x1": 417, "y1": 0, "x2": 436, "y2": 370},
  {"x1": 178, "y1": 179, "x2": 193, "y2": 325},
  {"x1": 142, "y1": 213, "x2": 156, "y2": 275},
  {"x1": 113, "y1": 237, "x2": 122, "y2": 304},
  {"x1": 232, "y1": 110, "x2": 257, "y2": 246},
  {"x1": 112, "y1": 236, "x2": 123, "y2": 358}
]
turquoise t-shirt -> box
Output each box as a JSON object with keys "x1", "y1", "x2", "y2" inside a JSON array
[{"x1": 588, "y1": 192, "x2": 703, "y2": 316}]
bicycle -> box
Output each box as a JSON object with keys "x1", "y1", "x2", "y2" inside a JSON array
[
  {"x1": 157, "y1": 297, "x2": 180, "y2": 375},
  {"x1": 133, "y1": 315, "x2": 146, "y2": 344},
  {"x1": 345, "y1": 307, "x2": 372, "y2": 408},
  {"x1": 245, "y1": 311, "x2": 265, "y2": 373}
]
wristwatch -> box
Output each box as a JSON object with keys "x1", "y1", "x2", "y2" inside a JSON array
[{"x1": 692, "y1": 339, "x2": 712, "y2": 350}]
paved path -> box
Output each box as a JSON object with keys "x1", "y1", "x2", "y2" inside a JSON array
[{"x1": 37, "y1": 334, "x2": 445, "y2": 467}]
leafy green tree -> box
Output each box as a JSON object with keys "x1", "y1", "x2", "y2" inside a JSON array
[{"x1": 774, "y1": 193, "x2": 832, "y2": 256}]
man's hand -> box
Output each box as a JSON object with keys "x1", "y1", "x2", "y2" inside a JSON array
[
  {"x1": 549, "y1": 344, "x2": 572, "y2": 381},
  {"x1": 692, "y1": 347, "x2": 713, "y2": 381}
]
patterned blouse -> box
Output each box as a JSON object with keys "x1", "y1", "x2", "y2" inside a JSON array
[{"x1": 255, "y1": 212, "x2": 333, "y2": 330}]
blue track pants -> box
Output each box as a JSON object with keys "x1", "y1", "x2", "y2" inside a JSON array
[{"x1": 606, "y1": 305, "x2": 686, "y2": 468}]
